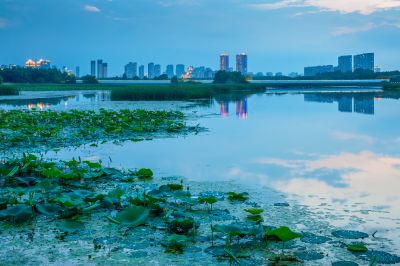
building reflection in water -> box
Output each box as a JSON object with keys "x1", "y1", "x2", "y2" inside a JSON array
[
  {"x1": 220, "y1": 101, "x2": 229, "y2": 117},
  {"x1": 218, "y1": 96, "x2": 248, "y2": 119},
  {"x1": 304, "y1": 93, "x2": 375, "y2": 115},
  {"x1": 236, "y1": 97, "x2": 248, "y2": 119},
  {"x1": 0, "y1": 91, "x2": 112, "y2": 110}
]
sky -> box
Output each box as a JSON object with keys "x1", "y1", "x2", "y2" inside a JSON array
[{"x1": 0, "y1": 0, "x2": 399, "y2": 76}]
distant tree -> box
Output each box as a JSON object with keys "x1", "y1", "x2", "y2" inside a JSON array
[
  {"x1": 81, "y1": 75, "x2": 99, "y2": 84},
  {"x1": 143, "y1": 76, "x2": 148, "y2": 80},
  {"x1": 170, "y1": 76, "x2": 179, "y2": 85},
  {"x1": 133, "y1": 76, "x2": 140, "y2": 80},
  {"x1": 154, "y1": 74, "x2": 169, "y2": 80},
  {"x1": 62, "y1": 72, "x2": 76, "y2": 84},
  {"x1": 0, "y1": 75, "x2": 3, "y2": 85},
  {"x1": 213, "y1": 71, "x2": 248, "y2": 84},
  {"x1": 122, "y1": 73, "x2": 127, "y2": 80}
]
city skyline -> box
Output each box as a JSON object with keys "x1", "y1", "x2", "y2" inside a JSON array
[{"x1": 1, "y1": 1, "x2": 399, "y2": 76}]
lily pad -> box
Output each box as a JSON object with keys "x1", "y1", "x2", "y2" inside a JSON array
[
  {"x1": 0, "y1": 204, "x2": 34, "y2": 223},
  {"x1": 35, "y1": 203, "x2": 62, "y2": 216},
  {"x1": 115, "y1": 206, "x2": 149, "y2": 227},
  {"x1": 57, "y1": 219, "x2": 85, "y2": 233},
  {"x1": 294, "y1": 250, "x2": 324, "y2": 260},
  {"x1": 274, "y1": 202, "x2": 290, "y2": 207},
  {"x1": 300, "y1": 232, "x2": 331, "y2": 244},
  {"x1": 332, "y1": 261, "x2": 358, "y2": 266},
  {"x1": 355, "y1": 250, "x2": 400, "y2": 264},
  {"x1": 332, "y1": 230, "x2": 368, "y2": 239}
]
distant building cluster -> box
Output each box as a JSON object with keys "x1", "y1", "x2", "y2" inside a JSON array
[
  {"x1": 219, "y1": 53, "x2": 248, "y2": 75},
  {"x1": 304, "y1": 53, "x2": 376, "y2": 77},
  {"x1": 122, "y1": 62, "x2": 214, "y2": 80},
  {"x1": 24, "y1": 59, "x2": 51, "y2": 69},
  {"x1": 91, "y1": 59, "x2": 108, "y2": 79}
]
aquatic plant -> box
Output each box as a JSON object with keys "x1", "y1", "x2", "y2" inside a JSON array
[
  {"x1": 198, "y1": 196, "x2": 218, "y2": 212},
  {"x1": 0, "y1": 109, "x2": 199, "y2": 153},
  {"x1": 161, "y1": 234, "x2": 188, "y2": 254},
  {"x1": 136, "y1": 168, "x2": 153, "y2": 180},
  {"x1": 108, "y1": 206, "x2": 150, "y2": 228},
  {"x1": 347, "y1": 243, "x2": 368, "y2": 252},
  {"x1": 226, "y1": 192, "x2": 249, "y2": 202}
]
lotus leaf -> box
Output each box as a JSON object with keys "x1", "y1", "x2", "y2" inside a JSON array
[
  {"x1": 347, "y1": 243, "x2": 368, "y2": 252},
  {"x1": 115, "y1": 206, "x2": 149, "y2": 227},
  {"x1": 0, "y1": 204, "x2": 34, "y2": 223},
  {"x1": 136, "y1": 168, "x2": 153, "y2": 179},
  {"x1": 266, "y1": 226, "x2": 301, "y2": 242}
]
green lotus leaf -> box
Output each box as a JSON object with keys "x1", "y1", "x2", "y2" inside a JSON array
[
  {"x1": 266, "y1": 226, "x2": 301, "y2": 242},
  {"x1": 115, "y1": 206, "x2": 149, "y2": 227},
  {"x1": 347, "y1": 243, "x2": 368, "y2": 252},
  {"x1": 0, "y1": 204, "x2": 34, "y2": 223},
  {"x1": 57, "y1": 219, "x2": 85, "y2": 233},
  {"x1": 199, "y1": 196, "x2": 218, "y2": 205},
  {"x1": 136, "y1": 168, "x2": 153, "y2": 179},
  {"x1": 227, "y1": 192, "x2": 249, "y2": 202},
  {"x1": 245, "y1": 208, "x2": 263, "y2": 215},
  {"x1": 35, "y1": 203, "x2": 62, "y2": 216}
]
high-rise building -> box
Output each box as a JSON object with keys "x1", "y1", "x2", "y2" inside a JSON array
[
  {"x1": 220, "y1": 54, "x2": 229, "y2": 71},
  {"x1": 166, "y1": 64, "x2": 174, "y2": 78},
  {"x1": 353, "y1": 53, "x2": 374, "y2": 72},
  {"x1": 304, "y1": 65, "x2": 334, "y2": 77},
  {"x1": 148, "y1": 63, "x2": 155, "y2": 79},
  {"x1": 236, "y1": 53, "x2": 248, "y2": 74},
  {"x1": 97, "y1": 60, "x2": 103, "y2": 78},
  {"x1": 154, "y1": 64, "x2": 161, "y2": 77},
  {"x1": 139, "y1": 65, "x2": 145, "y2": 79},
  {"x1": 176, "y1": 64, "x2": 185, "y2": 78},
  {"x1": 75, "y1": 66, "x2": 80, "y2": 78},
  {"x1": 124, "y1": 62, "x2": 138, "y2": 79},
  {"x1": 102, "y1": 63, "x2": 108, "y2": 78},
  {"x1": 338, "y1": 55, "x2": 352, "y2": 73},
  {"x1": 90, "y1": 60, "x2": 96, "y2": 76}
]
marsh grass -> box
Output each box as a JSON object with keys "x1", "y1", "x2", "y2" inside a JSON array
[
  {"x1": 7, "y1": 83, "x2": 266, "y2": 101},
  {"x1": 0, "y1": 86, "x2": 19, "y2": 96}
]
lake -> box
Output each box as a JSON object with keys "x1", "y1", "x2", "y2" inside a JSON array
[{"x1": 1, "y1": 87, "x2": 400, "y2": 255}]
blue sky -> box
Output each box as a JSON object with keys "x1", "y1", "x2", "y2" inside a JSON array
[{"x1": 0, "y1": 0, "x2": 399, "y2": 76}]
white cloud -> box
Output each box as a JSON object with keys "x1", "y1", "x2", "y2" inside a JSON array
[
  {"x1": 84, "y1": 5, "x2": 101, "y2": 12},
  {"x1": 250, "y1": 0, "x2": 400, "y2": 15},
  {"x1": 332, "y1": 131, "x2": 374, "y2": 143}
]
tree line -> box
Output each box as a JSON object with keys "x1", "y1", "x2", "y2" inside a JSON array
[{"x1": 0, "y1": 67, "x2": 76, "y2": 84}]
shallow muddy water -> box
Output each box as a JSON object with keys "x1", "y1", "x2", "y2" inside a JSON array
[{"x1": 1, "y1": 88, "x2": 400, "y2": 263}]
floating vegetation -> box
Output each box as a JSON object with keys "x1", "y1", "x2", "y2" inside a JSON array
[
  {"x1": 1, "y1": 155, "x2": 399, "y2": 265},
  {"x1": 347, "y1": 243, "x2": 368, "y2": 253},
  {"x1": 331, "y1": 261, "x2": 359, "y2": 266},
  {"x1": 355, "y1": 250, "x2": 400, "y2": 264},
  {"x1": 0, "y1": 109, "x2": 200, "y2": 153},
  {"x1": 332, "y1": 230, "x2": 369, "y2": 239},
  {"x1": 227, "y1": 192, "x2": 249, "y2": 202},
  {"x1": 293, "y1": 250, "x2": 324, "y2": 261},
  {"x1": 300, "y1": 232, "x2": 331, "y2": 244}
]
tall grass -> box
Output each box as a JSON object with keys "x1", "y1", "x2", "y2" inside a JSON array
[
  {"x1": 0, "y1": 86, "x2": 19, "y2": 96},
  {"x1": 8, "y1": 83, "x2": 266, "y2": 101}
]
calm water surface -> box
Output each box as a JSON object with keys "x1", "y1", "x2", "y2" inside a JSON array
[{"x1": 1, "y1": 89, "x2": 400, "y2": 250}]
